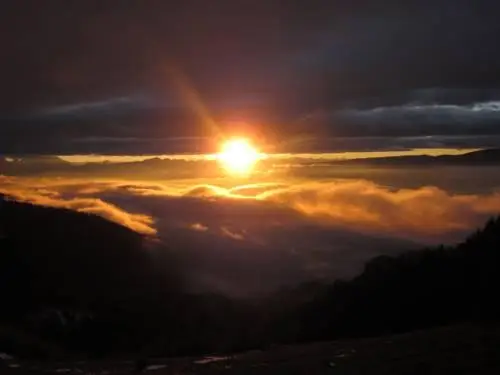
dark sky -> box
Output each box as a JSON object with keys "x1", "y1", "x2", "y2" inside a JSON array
[{"x1": 2, "y1": 0, "x2": 500, "y2": 155}]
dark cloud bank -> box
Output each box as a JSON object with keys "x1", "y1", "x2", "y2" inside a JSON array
[{"x1": 2, "y1": 1, "x2": 500, "y2": 154}]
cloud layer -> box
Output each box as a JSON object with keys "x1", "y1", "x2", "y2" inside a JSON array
[
  {"x1": 0, "y1": 176, "x2": 156, "y2": 235},
  {"x1": 3, "y1": 176, "x2": 500, "y2": 243},
  {"x1": 5, "y1": 93, "x2": 500, "y2": 155},
  {"x1": 2, "y1": 175, "x2": 500, "y2": 295},
  {"x1": 336, "y1": 101, "x2": 500, "y2": 135}
]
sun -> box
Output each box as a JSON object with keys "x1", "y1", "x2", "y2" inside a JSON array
[{"x1": 217, "y1": 138, "x2": 262, "y2": 176}]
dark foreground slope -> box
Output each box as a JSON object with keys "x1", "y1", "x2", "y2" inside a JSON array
[
  {"x1": 3, "y1": 323, "x2": 500, "y2": 374},
  {"x1": 0, "y1": 197, "x2": 266, "y2": 358},
  {"x1": 0, "y1": 195, "x2": 184, "y2": 357},
  {"x1": 2, "y1": 194, "x2": 500, "y2": 370}
]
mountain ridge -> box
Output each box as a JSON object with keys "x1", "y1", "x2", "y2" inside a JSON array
[{"x1": 335, "y1": 148, "x2": 500, "y2": 166}]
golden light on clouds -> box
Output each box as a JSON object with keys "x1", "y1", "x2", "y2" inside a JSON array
[
  {"x1": 216, "y1": 138, "x2": 264, "y2": 176},
  {"x1": 57, "y1": 148, "x2": 480, "y2": 164},
  {"x1": 3, "y1": 175, "x2": 500, "y2": 243}
]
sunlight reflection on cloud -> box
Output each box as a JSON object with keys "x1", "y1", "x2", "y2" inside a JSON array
[
  {"x1": 3, "y1": 175, "x2": 500, "y2": 295},
  {"x1": 3, "y1": 176, "x2": 500, "y2": 243}
]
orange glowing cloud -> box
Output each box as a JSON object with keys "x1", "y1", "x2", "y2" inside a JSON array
[
  {"x1": 1, "y1": 178, "x2": 156, "y2": 236},
  {"x1": 3, "y1": 176, "x2": 500, "y2": 243},
  {"x1": 257, "y1": 180, "x2": 500, "y2": 240}
]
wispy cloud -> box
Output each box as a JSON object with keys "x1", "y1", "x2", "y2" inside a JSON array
[{"x1": 329, "y1": 100, "x2": 500, "y2": 139}]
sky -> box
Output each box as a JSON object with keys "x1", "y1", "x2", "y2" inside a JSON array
[
  {"x1": 2, "y1": 0, "x2": 500, "y2": 155},
  {"x1": 2, "y1": 1, "x2": 500, "y2": 296}
]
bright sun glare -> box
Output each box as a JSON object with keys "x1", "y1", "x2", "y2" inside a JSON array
[{"x1": 217, "y1": 138, "x2": 262, "y2": 176}]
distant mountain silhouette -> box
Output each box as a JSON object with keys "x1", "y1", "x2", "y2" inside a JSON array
[
  {"x1": 338, "y1": 148, "x2": 500, "y2": 166},
  {"x1": 3, "y1": 148, "x2": 500, "y2": 177},
  {"x1": 0, "y1": 155, "x2": 69, "y2": 175}
]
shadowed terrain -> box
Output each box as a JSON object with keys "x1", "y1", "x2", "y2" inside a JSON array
[
  {"x1": 1, "y1": 196, "x2": 500, "y2": 373},
  {"x1": 2, "y1": 324, "x2": 500, "y2": 374}
]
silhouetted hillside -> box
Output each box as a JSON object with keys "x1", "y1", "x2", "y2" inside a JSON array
[
  {"x1": 297, "y1": 217, "x2": 500, "y2": 342},
  {"x1": 2, "y1": 195, "x2": 500, "y2": 361},
  {"x1": 0, "y1": 197, "x2": 263, "y2": 358},
  {"x1": 0, "y1": 195, "x2": 186, "y2": 357},
  {"x1": 0, "y1": 194, "x2": 163, "y2": 308}
]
